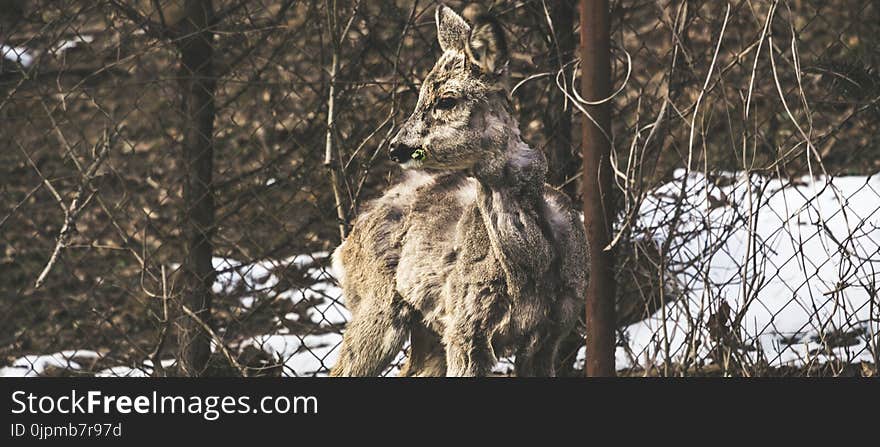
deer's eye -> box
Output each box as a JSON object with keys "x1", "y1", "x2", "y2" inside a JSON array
[{"x1": 435, "y1": 96, "x2": 457, "y2": 110}]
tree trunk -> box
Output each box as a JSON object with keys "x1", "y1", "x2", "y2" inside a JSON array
[{"x1": 177, "y1": 0, "x2": 216, "y2": 377}]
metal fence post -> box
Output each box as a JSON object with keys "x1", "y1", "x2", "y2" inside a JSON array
[{"x1": 580, "y1": 0, "x2": 616, "y2": 377}]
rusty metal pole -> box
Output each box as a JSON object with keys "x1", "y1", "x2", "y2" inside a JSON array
[{"x1": 580, "y1": 0, "x2": 616, "y2": 377}]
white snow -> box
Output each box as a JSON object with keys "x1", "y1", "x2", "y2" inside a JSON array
[
  {"x1": 208, "y1": 252, "x2": 353, "y2": 376},
  {"x1": 243, "y1": 332, "x2": 342, "y2": 377},
  {"x1": 50, "y1": 35, "x2": 93, "y2": 54},
  {"x1": 0, "y1": 350, "x2": 100, "y2": 377},
  {"x1": 94, "y1": 358, "x2": 177, "y2": 377},
  {"x1": 211, "y1": 252, "x2": 351, "y2": 327},
  {"x1": 1, "y1": 44, "x2": 33, "y2": 66},
  {"x1": 2, "y1": 35, "x2": 93, "y2": 68},
  {"x1": 615, "y1": 169, "x2": 880, "y2": 370}
]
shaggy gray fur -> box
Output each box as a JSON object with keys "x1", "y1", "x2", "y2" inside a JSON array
[{"x1": 331, "y1": 6, "x2": 587, "y2": 377}]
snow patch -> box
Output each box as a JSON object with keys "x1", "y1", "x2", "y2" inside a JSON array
[
  {"x1": 1, "y1": 45, "x2": 33, "y2": 66},
  {"x1": 617, "y1": 170, "x2": 880, "y2": 369},
  {"x1": 0, "y1": 350, "x2": 100, "y2": 377}
]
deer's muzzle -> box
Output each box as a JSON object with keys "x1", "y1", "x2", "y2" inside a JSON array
[{"x1": 390, "y1": 143, "x2": 423, "y2": 163}]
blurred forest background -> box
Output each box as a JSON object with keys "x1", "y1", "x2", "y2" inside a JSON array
[{"x1": 1, "y1": 0, "x2": 878, "y2": 377}]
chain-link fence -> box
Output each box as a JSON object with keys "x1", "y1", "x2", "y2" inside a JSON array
[
  {"x1": 605, "y1": 0, "x2": 880, "y2": 376},
  {"x1": 1, "y1": 0, "x2": 877, "y2": 377}
]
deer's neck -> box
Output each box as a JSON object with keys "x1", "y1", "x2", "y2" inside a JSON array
[{"x1": 471, "y1": 138, "x2": 551, "y2": 297}]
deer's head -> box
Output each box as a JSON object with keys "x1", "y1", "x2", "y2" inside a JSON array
[{"x1": 390, "y1": 5, "x2": 518, "y2": 175}]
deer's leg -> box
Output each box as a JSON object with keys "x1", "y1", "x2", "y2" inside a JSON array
[
  {"x1": 528, "y1": 333, "x2": 562, "y2": 377},
  {"x1": 399, "y1": 321, "x2": 447, "y2": 377},
  {"x1": 554, "y1": 331, "x2": 583, "y2": 377},
  {"x1": 331, "y1": 292, "x2": 408, "y2": 377},
  {"x1": 443, "y1": 299, "x2": 500, "y2": 377},
  {"x1": 444, "y1": 336, "x2": 494, "y2": 377},
  {"x1": 516, "y1": 345, "x2": 556, "y2": 377},
  {"x1": 518, "y1": 322, "x2": 579, "y2": 377}
]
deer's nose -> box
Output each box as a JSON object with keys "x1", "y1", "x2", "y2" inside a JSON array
[{"x1": 389, "y1": 143, "x2": 420, "y2": 163}]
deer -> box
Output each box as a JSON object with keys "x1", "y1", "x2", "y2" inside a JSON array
[{"x1": 330, "y1": 5, "x2": 587, "y2": 377}]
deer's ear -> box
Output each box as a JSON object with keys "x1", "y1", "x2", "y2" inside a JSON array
[
  {"x1": 436, "y1": 5, "x2": 470, "y2": 53},
  {"x1": 466, "y1": 15, "x2": 509, "y2": 75}
]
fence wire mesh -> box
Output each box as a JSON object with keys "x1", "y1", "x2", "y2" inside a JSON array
[{"x1": 1, "y1": 0, "x2": 877, "y2": 377}]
